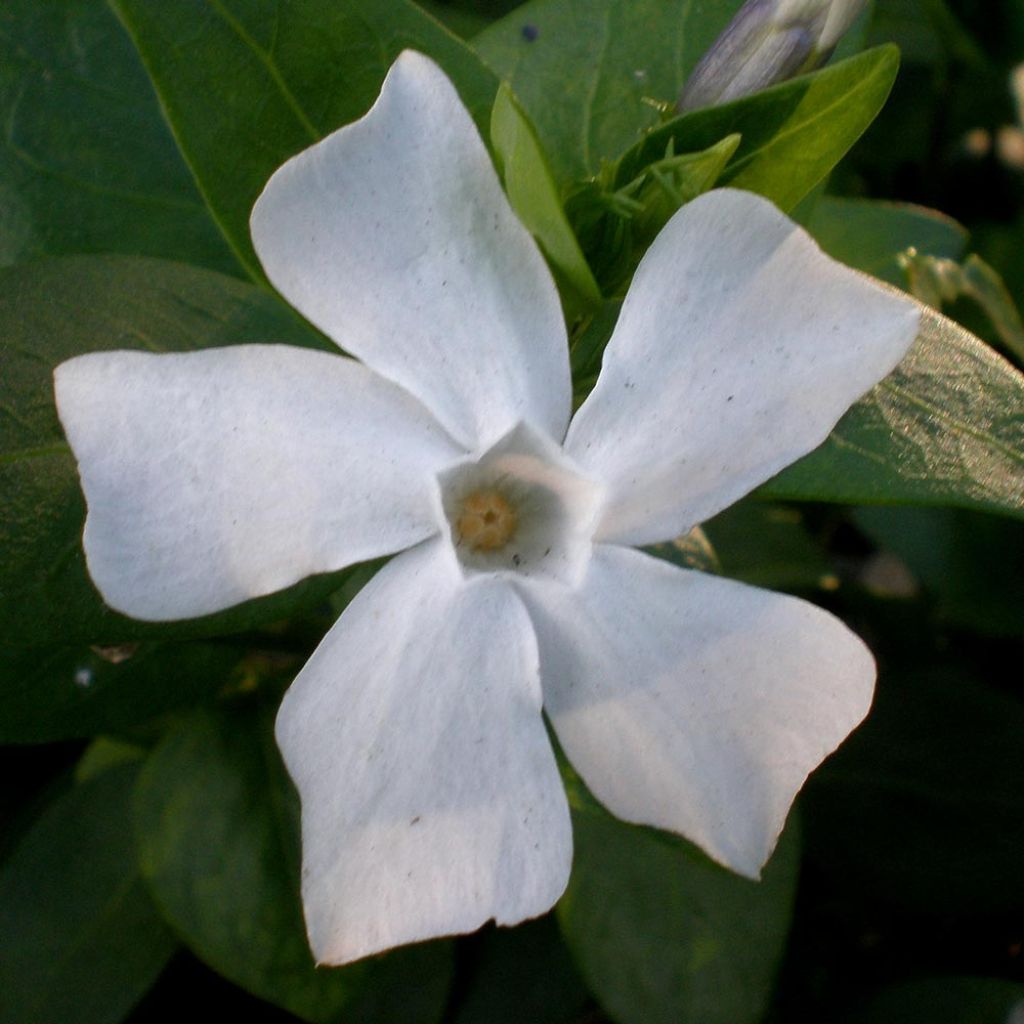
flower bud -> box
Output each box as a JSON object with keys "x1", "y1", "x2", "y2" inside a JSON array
[{"x1": 677, "y1": 0, "x2": 867, "y2": 112}]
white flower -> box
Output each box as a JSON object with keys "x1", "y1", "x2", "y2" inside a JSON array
[{"x1": 54, "y1": 51, "x2": 919, "y2": 965}]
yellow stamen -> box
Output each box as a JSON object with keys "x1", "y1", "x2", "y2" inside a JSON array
[{"x1": 456, "y1": 490, "x2": 517, "y2": 552}]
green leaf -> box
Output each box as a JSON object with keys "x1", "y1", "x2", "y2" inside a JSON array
[
  {"x1": 569, "y1": 298, "x2": 621, "y2": 390},
  {"x1": 134, "y1": 702, "x2": 453, "y2": 1023},
  {"x1": 474, "y1": 0, "x2": 746, "y2": 184},
  {"x1": 110, "y1": 0, "x2": 499, "y2": 277},
  {"x1": 0, "y1": 0, "x2": 236, "y2": 273},
  {"x1": 0, "y1": 764, "x2": 176, "y2": 1024},
  {"x1": 558, "y1": 812, "x2": 800, "y2": 1024},
  {"x1": 762, "y1": 304, "x2": 1024, "y2": 520},
  {"x1": 568, "y1": 133, "x2": 740, "y2": 295},
  {"x1": 615, "y1": 46, "x2": 901, "y2": 213},
  {"x1": 415, "y1": 0, "x2": 493, "y2": 40},
  {"x1": 490, "y1": 82, "x2": 602, "y2": 311},
  {"x1": 902, "y1": 250, "x2": 1024, "y2": 363},
  {"x1": 0, "y1": 641, "x2": 240, "y2": 744},
  {"x1": 0, "y1": 254, "x2": 351, "y2": 646},
  {"x1": 75, "y1": 737, "x2": 146, "y2": 783},
  {"x1": 801, "y1": 195, "x2": 968, "y2": 286}
]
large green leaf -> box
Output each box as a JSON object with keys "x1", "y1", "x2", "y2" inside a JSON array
[
  {"x1": 110, "y1": 0, "x2": 499, "y2": 277},
  {"x1": 0, "y1": 764, "x2": 176, "y2": 1024},
  {"x1": 0, "y1": 254, "x2": 351, "y2": 646},
  {"x1": 614, "y1": 46, "x2": 901, "y2": 213},
  {"x1": 762, "y1": 301, "x2": 1024, "y2": 520},
  {"x1": 0, "y1": 640, "x2": 241, "y2": 744},
  {"x1": 474, "y1": 0, "x2": 745, "y2": 184},
  {"x1": 134, "y1": 702, "x2": 454, "y2": 1023},
  {"x1": 0, "y1": 0, "x2": 235, "y2": 273},
  {"x1": 558, "y1": 811, "x2": 800, "y2": 1024}
]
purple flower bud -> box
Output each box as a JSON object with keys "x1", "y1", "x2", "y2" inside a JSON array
[{"x1": 678, "y1": 0, "x2": 867, "y2": 112}]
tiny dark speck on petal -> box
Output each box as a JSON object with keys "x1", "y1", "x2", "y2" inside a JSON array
[
  {"x1": 727, "y1": 395, "x2": 734, "y2": 402},
  {"x1": 522, "y1": 23, "x2": 539, "y2": 41},
  {"x1": 410, "y1": 816, "x2": 421, "y2": 826}
]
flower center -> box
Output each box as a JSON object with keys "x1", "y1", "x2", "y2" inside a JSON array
[
  {"x1": 436, "y1": 422, "x2": 604, "y2": 586},
  {"x1": 456, "y1": 490, "x2": 517, "y2": 552}
]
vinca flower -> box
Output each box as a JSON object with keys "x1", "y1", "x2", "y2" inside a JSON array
[{"x1": 54, "y1": 51, "x2": 919, "y2": 965}]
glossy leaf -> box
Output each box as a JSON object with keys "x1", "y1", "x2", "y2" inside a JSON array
[
  {"x1": 110, "y1": 0, "x2": 499, "y2": 276},
  {"x1": 475, "y1": 0, "x2": 746, "y2": 184},
  {"x1": 0, "y1": 254, "x2": 349, "y2": 646},
  {"x1": 615, "y1": 46, "x2": 901, "y2": 213},
  {"x1": 134, "y1": 702, "x2": 454, "y2": 1023},
  {"x1": 762, "y1": 302, "x2": 1024, "y2": 520},
  {"x1": 0, "y1": 641, "x2": 240, "y2": 744},
  {"x1": 490, "y1": 81, "x2": 602, "y2": 310},
  {"x1": 558, "y1": 811, "x2": 800, "y2": 1024},
  {"x1": 0, "y1": 0, "x2": 235, "y2": 272},
  {"x1": 0, "y1": 764, "x2": 176, "y2": 1024}
]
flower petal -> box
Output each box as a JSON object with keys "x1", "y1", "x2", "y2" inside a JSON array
[
  {"x1": 275, "y1": 538, "x2": 572, "y2": 965},
  {"x1": 517, "y1": 544, "x2": 874, "y2": 877},
  {"x1": 565, "y1": 189, "x2": 920, "y2": 545},
  {"x1": 250, "y1": 50, "x2": 571, "y2": 451},
  {"x1": 54, "y1": 345, "x2": 461, "y2": 620}
]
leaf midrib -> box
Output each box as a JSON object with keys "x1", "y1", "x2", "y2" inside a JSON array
[{"x1": 206, "y1": 0, "x2": 320, "y2": 143}]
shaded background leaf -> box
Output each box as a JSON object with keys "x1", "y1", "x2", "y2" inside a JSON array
[
  {"x1": 0, "y1": 764, "x2": 176, "y2": 1024},
  {"x1": 0, "y1": 641, "x2": 241, "y2": 744},
  {"x1": 133, "y1": 702, "x2": 454, "y2": 1023},
  {"x1": 801, "y1": 195, "x2": 968, "y2": 284},
  {"x1": 854, "y1": 505, "x2": 1024, "y2": 637},
  {"x1": 803, "y1": 662, "x2": 1024, "y2": 916},
  {"x1": 845, "y1": 977, "x2": 1024, "y2": 1024},
  {"x1": 451, "y1": 917, "x2": 591, "y2": 1024},
  {"x1": 558, "y1": 812, "x2": 800, "y2": 1024}
]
